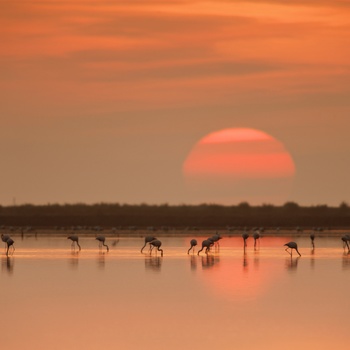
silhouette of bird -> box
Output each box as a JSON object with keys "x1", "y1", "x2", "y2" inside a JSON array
[
  {"x1": 96, "y1": 236, "x2": 109, "y2": 252},
  {"x1": 242, "y1": 232, "x2": 249, "y2": 247},
  {"x1": 310, "y1": 232, "x2": 315, "y2": 248},
  {"x1": 210, "y1": 232, "x2": 222, "y2": 247},
  {"x1": 141, "y1": 236, "x2": 157, "y2": 253},
  {"x1": 253, "y1": 231, "x2": 260, "y2": 248},
  {"x1": 111, "y1": 239, "x2": 120, "y2": 247},
  {"x1": 149, "y1": 239, "x2": 163, "y2": 257},
  {"x1": 67, "y1": 235, "x2": 81, "y2": 251},
  {"x1": 1, "y1": 234, "x2": 10, "y2": 249},
  {"x1": 6, "y1": 238, "x2": 15, "y2": 256},
  {"x1": 341, "y1": 235, "x2": 350, "y2": 250},
  {"x1": 284, "y1": 241, "x2": 301, "y2": 257},
  {"x1": 187, "y1": 239, "x2": 197, "y2": 254},
  {"x1": 197, "y1": 239, "x2": 213, "y2": 255}
]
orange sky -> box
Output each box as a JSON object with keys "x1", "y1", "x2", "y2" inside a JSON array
[{"x1": 1, "y1": 1, "x2": 350, "y2": 205}]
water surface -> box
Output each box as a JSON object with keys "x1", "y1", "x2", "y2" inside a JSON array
[{"x1": 1, "y1": 235, "x2": 349, "y2": 350}]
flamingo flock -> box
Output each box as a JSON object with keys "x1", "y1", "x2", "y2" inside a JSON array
[{"x1": 2, "y1": 229, "x2": 350, "y2": 259}]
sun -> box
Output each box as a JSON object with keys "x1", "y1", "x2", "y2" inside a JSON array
[{"x1": 182, "y1": 128, "x2": 295, "y2": 205}]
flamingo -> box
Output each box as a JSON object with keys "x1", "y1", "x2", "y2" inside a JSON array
[
  {"x1": 96, "y1": 236, "x2": 109, "y2": 252},
  {"x1": 141, "y1": 236, "x2": 157, "y2": 253},
  {"x1": 310, "y1": 232, "x2": 315, "y2": 248},
  {"x1": 253, "y1": 231, "x2": 260, "y2": 248},
  {"x1": 1, "y1": 234, "x2": 10, "y2": 250},
  {"x1": 210, "y1": 232, "x2": 222, "y2": 247},
  {"x1": 187, "y1": 239, "x2": 197, "y2": 254},
  {"x1": 341, "y1": 235, "x2": 350, "y2": 250},
  {"x1": 197, "y1": 239, "x2": 213, "y2": 255},
  {"x1": 149, "y1": 239, "x2": 163, "y2": 257},
  {"x1": 6, "y1": 238, "x2": 15, "y2": 256},
  {"x1": 242, "y1": 232, "x2": 249, "y2": 247},
  {"x1": 67, "y1": 235, "x2": 81, "y2": 251},
  {"x1": 284, "y1": 241, "x2": 301, "y2": 257}
]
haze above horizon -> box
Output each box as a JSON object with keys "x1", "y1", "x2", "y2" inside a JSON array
[{"x1": 1, "y1": 1, "x2": 350, "y2": 206}]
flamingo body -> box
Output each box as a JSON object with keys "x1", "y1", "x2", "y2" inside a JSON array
[
  {"x1": 242, "y1": 233, "x2": 249, "y2": 247},
  {"x1": 6, "y1": 238, "x2": 15, "y2": 256},
  {"x1": 141, "y1": 236, "x2": 157, "y2": 253},
  {"x1": 197, "y1": 239, "x2": 213, "y2": 255},
  {"x1": 253, "y1": 231, "x2": 260, "y2": 247},
  {"x1": 149, "y1": 239, "x2": 163, "y2": 257},
  {"x1": 310, "y1": 232, "x2": 315, "y2": 248},
  {"x1": 96, "y1": 236, "x2": 109, "y2": 252},
  {"x1": 67, "y1": 235, "x2": 81, "y2": 251},
  {"x1": 1, "y1": 234, "x2": 11, "y2": 250},
  {"x1": 187, "y1": 239, "x2": 198, "y2": 254},
  {"x1": 284, "y1": 241, "x2": 301, "y2": 257}
]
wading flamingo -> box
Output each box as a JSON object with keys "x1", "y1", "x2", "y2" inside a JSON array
[
  {"x1": 197, "y1": 239, "x2": 213, "y2": 255},
  {"x1": 284, "y1": 241, "x2": 301, "y2": 257},
  {"x1": 96, "y1": 236, "x2": 109, "y2": 252},
  {"x1": 141, "y1": 236, "x2": 157, "y2": 253},
  {"x1": 67, "y1": 235, "x2": 81, "y2": 251},
  {"x1": 6, "y1": 238, "x2": 15, "y2": 256},
  {"x1": 187, "y1": 239, "x2": 197, "y2": 254},
  {"x1": 150, "y1": 239, "x2": 163, "y2": 257}
]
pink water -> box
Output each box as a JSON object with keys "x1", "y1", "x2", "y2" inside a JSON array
[{"x1": 1, "y1": 235, "x2": 349, "y2": 350}]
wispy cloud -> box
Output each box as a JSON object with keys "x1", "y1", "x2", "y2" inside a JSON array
[{"x1": 1, "y1": 0, "x2": 350, "y2": 113}]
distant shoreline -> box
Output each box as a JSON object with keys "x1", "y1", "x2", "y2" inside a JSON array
[
  {"x1": 1, "y1": 202, "x2": 350, "y2": 228},
  {"x1": 4, "y1": 228, "x2": 350, "y2": 238}
]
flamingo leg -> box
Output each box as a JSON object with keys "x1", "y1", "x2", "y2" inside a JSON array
[{"x1": 285, "y1": 247, "x2": 291, "y2": 255}]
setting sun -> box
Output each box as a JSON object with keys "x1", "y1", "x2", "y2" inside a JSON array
[{"x1": 183, "y1": 128, "x2": 295, "y2": 205}]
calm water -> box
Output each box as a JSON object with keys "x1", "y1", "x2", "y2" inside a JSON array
[{"x1": 1, "y1": 235, "x2": 350, "y2": 350}]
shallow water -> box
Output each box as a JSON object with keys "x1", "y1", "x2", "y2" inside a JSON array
[{"x1": 1, "y1": 235, "x2": 350, "y2": 350}]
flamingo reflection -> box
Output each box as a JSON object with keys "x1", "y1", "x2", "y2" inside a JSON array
[
  {"x1": 145, "y1": 256, "x2": 162, "y2": 271},
  {"x1": 285, "y1": 255, "x2": 300, "y2": 270},
  {"x1": 253, "y1": 248, "x2": 260, "y2": 269},
  {"x1": 190, "y1": 255, "x2": 197, "y2": 270},
  {"x1": 342, "y1": 251, "x2": 350, "y2": 269},
  {"x1": 97, "y1": 251, "x2": 106, "y2": 269},
  {"x1": 243, "y1": 251, "x2": 248, "y2": 270},
  {"x1": 310, "y1": 248, "x2": 315, "y2": 269},
  {"x1": 201, "y1": 254, "x2": 218, "y2": 269},
  {"x1": 1, "y1": 256, "x2": 14, "y2": 274},
  {"x1": 69, "y1": 251, "x2": 79, "y2": 269}
]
